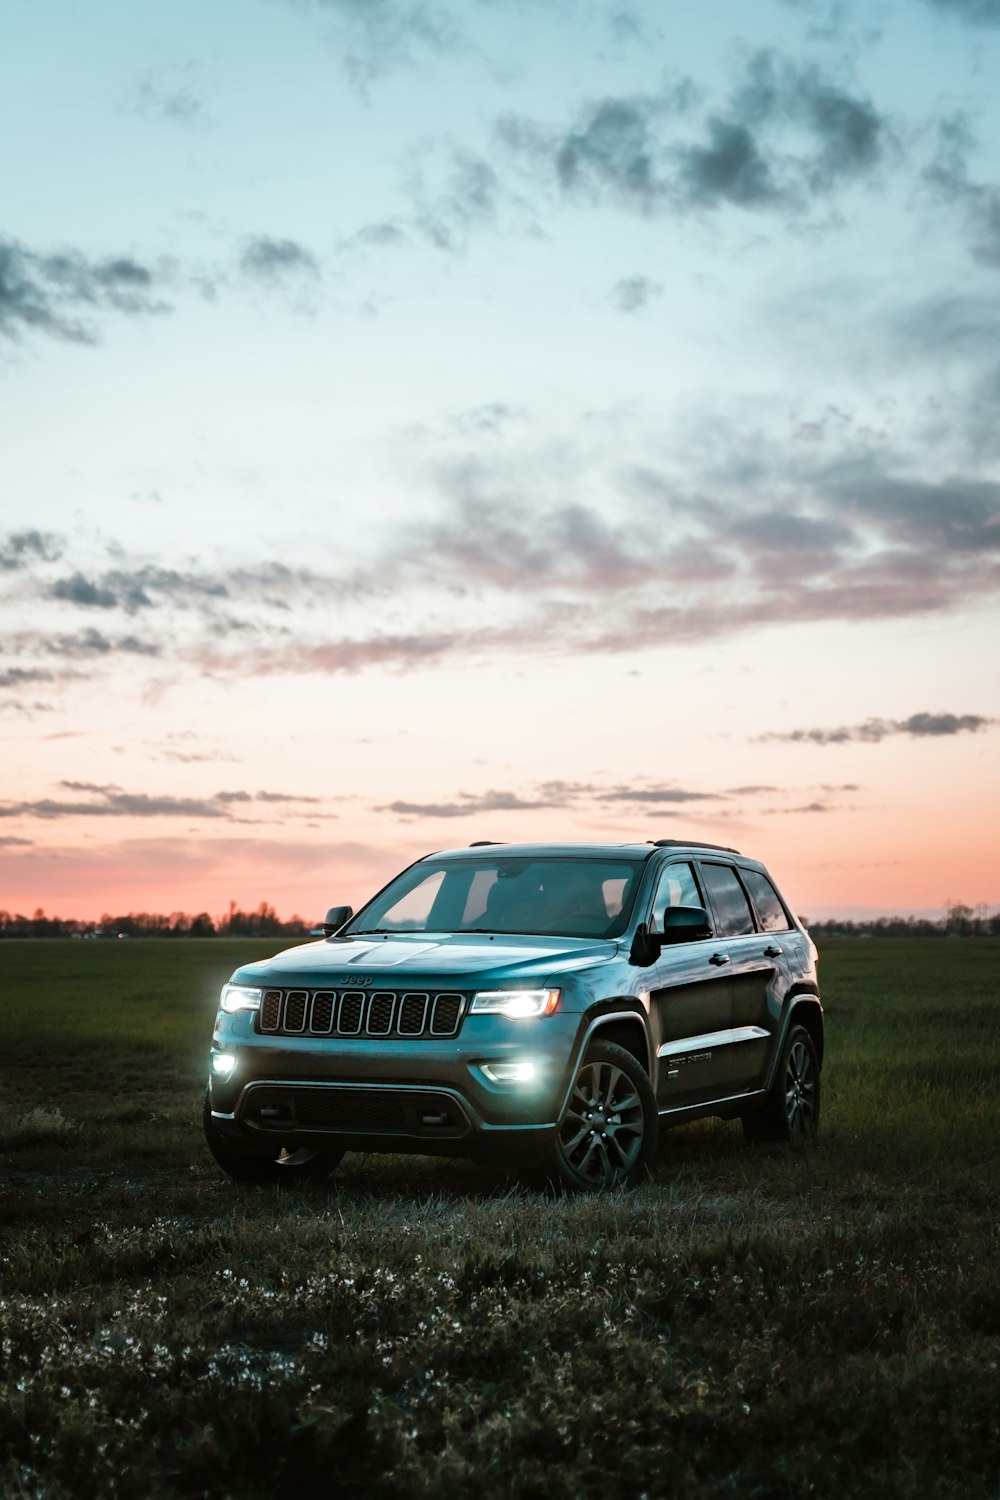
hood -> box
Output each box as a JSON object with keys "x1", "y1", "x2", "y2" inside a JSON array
[{"x1": 230, "y1": 931, "x2": 618, "y2": 988}]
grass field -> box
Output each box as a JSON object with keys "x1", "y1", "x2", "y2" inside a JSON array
[{"x1": 1, "y1": 938, "x2": 998, "y2": 1498}]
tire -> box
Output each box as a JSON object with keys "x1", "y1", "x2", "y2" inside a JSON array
[
  {"x1": 742, "y1": 1023, "x2": 820, "y2": 1144},
  {"x1": 535, "y1": 1041, "x2": 658, "y2": 1192},
  {"x1": 203, "y1": 1091, "x2": 344, "y2": 1185}
]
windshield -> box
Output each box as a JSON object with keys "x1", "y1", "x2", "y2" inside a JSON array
[{"x1": 346, "y1": 855, "x2": 646, "y2": 941}]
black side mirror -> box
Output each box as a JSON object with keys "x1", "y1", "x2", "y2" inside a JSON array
[
  {"x1": 323, "y1": 905, "x2": 353, "y2": 937},
  {"x1": 630, "y1": 905, "x2": 711, "y2": 965},
  {"x1": 659, "y1": 905, "x2": 711, "y2": 944}
]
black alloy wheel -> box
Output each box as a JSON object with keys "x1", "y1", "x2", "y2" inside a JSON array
[
  {"x1": 203, "y1": 1090, "x2": 344, "y2": 1184},
  {"x1": 542, "y1": 1040, "x2": 658, "y2": 1192},
  {"x1": 743, "y1": 1023, "x2": 821, "y2": 1144}
]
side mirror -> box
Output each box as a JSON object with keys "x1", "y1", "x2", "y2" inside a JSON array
[
  {"x1": 322, "y1": 905, "x2": 353, "y2": 937},
  {"x1": 658, "y1": 905, "x2": 711, "y2": 944},
  {"x1": 629, "y1": 905, "x2": 711, "y2": 966}
]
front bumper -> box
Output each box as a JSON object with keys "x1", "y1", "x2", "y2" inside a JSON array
[{"x1": 207, "y1": 1010, "x2": 582, "y2": 1164}]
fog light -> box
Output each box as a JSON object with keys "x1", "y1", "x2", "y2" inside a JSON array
[
  {"x1": 481, "y1": 1060, "x2": 537, "y2": 1083},
  {"x1": 212, "y1": 1053, "x2": 236, "y2": 1077}
]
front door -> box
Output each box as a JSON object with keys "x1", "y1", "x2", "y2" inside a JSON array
[{"x1": 647, "y1": 862, "x2": 734, "y2": 1110}]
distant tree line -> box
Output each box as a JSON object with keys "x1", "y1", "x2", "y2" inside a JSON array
[
  {"x1": 803, "y1": 904, "x2": 1000, "y2": 938},
  {"x1": 1, "y1": 901, "x2": 997, "y2": 939},
  {"x1": 0, "y1": 900, "x2": 315, "y2": 939}
]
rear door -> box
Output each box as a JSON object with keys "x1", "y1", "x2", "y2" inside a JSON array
[
  {"x1": 697, "y1": 861, "x2": 779, "y2": 1094},
  {"x1": 731, "y1": 866, "x2": 798, "y2": 1091},
  {"x1": 646, "y1": 861, "x2": 735, "y2": 1110}
]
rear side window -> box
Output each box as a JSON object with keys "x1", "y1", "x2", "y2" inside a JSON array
[
  {"x1": 700, "y1": 863, "x2": 756, "y2": 937},
  {"x1": 741, "y1": 869, "x2": 791, "y2": 933}
]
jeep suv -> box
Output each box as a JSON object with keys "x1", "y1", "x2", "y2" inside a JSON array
[{"x1": 204, "y1": 840, "x2": 822, "y2": 1191}]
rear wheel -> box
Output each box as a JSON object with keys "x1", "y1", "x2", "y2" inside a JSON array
[
  {"x1": 535, "y1": 1041, "x2": 658, "y2": 1192},
  {"x1": 203, "y1": 1091, "x2": 344, "y2": 1184},
  {"x1": 742, "y1": 1024, "x2": 820, "y2": 1144}
]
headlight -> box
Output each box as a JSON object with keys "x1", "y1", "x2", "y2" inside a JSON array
[
  {"x1": 219, "y1": 984, "x2": 263, "y2": 1014},
  {"x1": 469, "y1": 989, "x2": 559, "y2": 1018}
]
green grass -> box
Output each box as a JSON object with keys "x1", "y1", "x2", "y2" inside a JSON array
[{"x1": 1, "y1": 939, "x2": 998, "y2": 1498}]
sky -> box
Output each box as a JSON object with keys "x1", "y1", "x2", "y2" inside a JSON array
[{"x1": 2, "y1": 0, "x2": 998, "y2": 925}]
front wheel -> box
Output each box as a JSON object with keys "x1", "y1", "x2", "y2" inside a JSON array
[
  {"x1": 742, "y1": 1024, "x2": 820, "y2": 1144},
  {"x1": 203, "y1": 1091, "x2": 344, "y2": 1184},
  {"x1": 535, "y1": 1041, "x2": 658, "y2": 1192}
]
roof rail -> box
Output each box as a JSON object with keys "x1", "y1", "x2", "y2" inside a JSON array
[
  {"x1": 649, "y1": 838, "x2": 741, "y2": 854},
  {"x1": 468, "y1": 840, "x2": 505, "y2": 847}
]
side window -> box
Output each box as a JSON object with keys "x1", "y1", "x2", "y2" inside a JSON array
[
  {"x1": 741, "y1": 869, "x2": 791, "y2": 933},
  {"x1": 651, "y1": 862, "x2": 703, "y2": 930},
  {"x1": 700, "y1": 863, "x2": 756, "y2": 937}
]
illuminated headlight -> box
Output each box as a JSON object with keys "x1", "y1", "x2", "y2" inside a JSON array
[
  {"x1": 480, "y1": 1060, "x2": 537, "y2": 1083},
  {"x1": 212, "y1": 1053, "x2": 236, "y2": 1076},
  {"x1": 470, "y1": 989, "x2": 559, "y2": 1019},
  {"x1": 219, "y1": 984, "x2": 263, "y2": 1014}
]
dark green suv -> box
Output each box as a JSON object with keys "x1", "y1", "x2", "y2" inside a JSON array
[{"x1": 205, "y1": 839, "x2": 822, "y2": 1192}]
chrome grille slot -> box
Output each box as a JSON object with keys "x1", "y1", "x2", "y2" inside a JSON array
[
  {"x1": 284, "y1": 990, "x2": 308, "y2": 1032},
  {"x1": 398, "y1": 992, "x2": 428, "y2": 1035},
  {"x1": 367, "y1": 992, "x2": 395, "y2": 1035},
  {"x1": 431, "y1": 993, "x2": 463, "y2": 1036},
  {"x1": 338, "y1": 992, "x2": 364, "y2": 1034},
  {"x1": 310, "y1": 991, "x2": 335, "y2": 1032},
  {"x1": 260, "y1": 990, "x2": 282, "y2": 1031}
]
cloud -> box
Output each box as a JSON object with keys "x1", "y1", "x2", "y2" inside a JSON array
[
  {"x1": 0, "y1": 698, "x2": 54, "y2": 718},
  {"x1": 675, "y1": 118, "x2": 781, "y2": 208},
  {"x1": 7, "y1": 418, "x2": 1000, "y2": 691},
  {"x1": 203, "y1": 626, "x2": 480, "y2": 678},
  {"x1": 254, "y1": 790, "x2": 323, "y2": 804},
  {"x1": 282, "y1": 0, "x2": 464, "y2": 87},
  {"x1": 345, "y1": 221, "x2": 410, "y2": 251},
  {"x1": 0, "y1": 667, "x2": 60, "y2": 688},
  {"x1": 890, "y1": 292, "x2": 1000, "y2": 359},
  {"x1": 0, "y1": 782, "x2": 329, "y2": 822},
  {"x1": 920, "y1": 0, "x2": 1000, "y2": 23},
  {"x1": 0, "y1": 531, "x2": 62, "y2": 571},
  {"x1": 759, "y1": 711, "x2": 994, "y2": 744},
  {"x1": 594, "y1": 787, "x2": 723, "y2": 804},
  {"x1": 50, "y1": 575, "x2": 127, "y2": 610},
  {"x1": 378, "y1": 788, "x2": 563, "y2": 818},
  {"x1": 924, "y1": 114, "x2": 1000, "y2": 268},
  {"x1": 502, "y1": 81, "x2": 694, "y2": 213},
  {"x1": 610, "y1": 275, "x2": 662, "y2": 313},
  {"x1": 42, "y1": 629, "x2": 160, "y2": 659},
  {"x1": 405, "y1": 146, "x2": 505, "y2": 252},
  {"x1": 239, "y1": 236, "x2": 321, "y2": 282},
  {"x1": 0, "y1": 836, "x2": 33, "y2": 846},
  {"x1": 128, "y1": 66, "x2": 208, "y2": 126},
  {"x1": 374, "y1": 780, "x2": 727, "y2": 820},
  {"x1": 0, "y1": 237, "x2": 169, "y2": 346},
  {"x1": 501, "y1": 50, "x2": 889, "y2": 220},
  {"x1": 49, "y1": 565, "x2": 228, "y2": 613}
]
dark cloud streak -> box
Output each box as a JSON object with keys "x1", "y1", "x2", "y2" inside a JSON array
[
  {"x1": 759, "y1": 712, "x2": 994, "y2": 745},
  {"x1": 0, "y1": 237, "x2": 169, "y2": 346}
]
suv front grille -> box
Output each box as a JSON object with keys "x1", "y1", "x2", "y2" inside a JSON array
[{"x1": 256, "y1": 989, "x2": 466, "y2": 1040}]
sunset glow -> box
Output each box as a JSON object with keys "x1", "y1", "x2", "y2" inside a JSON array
[{"x1": 2, "y1": 0, "x2": 998, "y2": 924}]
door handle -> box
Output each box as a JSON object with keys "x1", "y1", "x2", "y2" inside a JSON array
[
  {"x1": 763, "y1": 944, "x2": 783, "y2": 958},
  {"x1": 708, "y1": 952, "x2": 730, "y2": 967}
]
